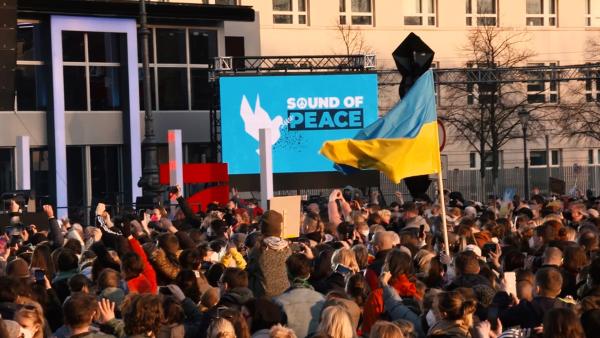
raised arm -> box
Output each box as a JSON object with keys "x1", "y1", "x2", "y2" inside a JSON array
[{"x1": 43, "y1": 205, "x2": 64, "y2": 248}]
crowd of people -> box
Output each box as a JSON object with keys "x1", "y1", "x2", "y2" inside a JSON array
[{"x1": 1, "y1": 185, "x2": 599, "y2": 338}]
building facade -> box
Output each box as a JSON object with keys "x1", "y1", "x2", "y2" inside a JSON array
[
  {"x1": 3, "y1": 0, "x2": 600, "y2": 212},
  {"x1": 0, "y1": 0, "x2": 253, "y2": 215},
  {"x1": 221, "y1": 0, "x2": 600, "y2": 175}
]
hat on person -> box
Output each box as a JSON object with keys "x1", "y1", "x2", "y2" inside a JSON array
[
  {"x1": 6, "y1": 258, "x2": 30, "y2": 279},
  {"x1": 260, "y1": 210, "x2": 283, "y2": 237},
  {"x1": 464, "y1": 244, "x2": 482, "y2": 258}
]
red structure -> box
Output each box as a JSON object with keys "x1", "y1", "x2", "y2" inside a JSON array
[{"x1": 159, "y1": 163, "x2": 229, "y2": 213}]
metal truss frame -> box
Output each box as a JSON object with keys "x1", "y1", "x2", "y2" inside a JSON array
[{"x1": 209, "y1": 54, "x2": 376, "y2": 161}]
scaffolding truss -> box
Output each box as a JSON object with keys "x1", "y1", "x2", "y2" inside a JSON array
[
  {"x1": 378, "y1": 62, "x2": 600, "y2": 86},
  {"x1": 209, "y1": 54, "x2": 377, "y2": 161}
]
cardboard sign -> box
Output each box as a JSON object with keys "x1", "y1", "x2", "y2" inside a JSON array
[
  {"x1": 504, "y1": 271, "x2": 517, "y2": 298},
  {"x1": 549, "y1": 177, "x2": 566, "y2": 196},
  {"x1": 269, "y1": 195, "x2": 302, "y2": 239}
]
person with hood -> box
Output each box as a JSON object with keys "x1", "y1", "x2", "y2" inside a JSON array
[
  {"x1": 52, "y1": 248, "x2": 80, "y2": 303},
  {"x1": 247, "y1": 210, "x2": 292, "y2": 298},
  {"x1": 427, "y1": 291, "x2": 476, "y2": 338},
  {"x1": 275, "y1": 253, "x2": 325, "y2": 338},
  {"x1": 218, "y1": 268, "x2": 254, "y2": 310},
  {"x1": 363, "y1": 249, "x2": 423, "y2": 336}
]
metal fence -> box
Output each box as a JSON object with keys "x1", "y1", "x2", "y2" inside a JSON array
[{"x1": 378, "y1": 166, "x2": 600, "y2": 203}]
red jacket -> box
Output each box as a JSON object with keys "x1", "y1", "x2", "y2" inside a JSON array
[
  {"x1": 362, "y1": 274, "x2": 420, "y2": 334},
  {"x1": 126, "y1": 237, "x2": 157, "y2": 294}
]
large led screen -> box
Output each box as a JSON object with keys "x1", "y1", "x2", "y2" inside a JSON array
[{"x1": 220, "y1": 73, "x2": 378, "y2": 174}]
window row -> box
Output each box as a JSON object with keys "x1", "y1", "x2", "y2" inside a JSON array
[
  {"x1": 468, "y1": 149, "x2": 560, "y2": 169},
  {"x1": 17, "y1": 24, "x2": 218, "y2": 65},
  {"x1": 271, "y1": 0, "x2": 599, "y2": 27}
]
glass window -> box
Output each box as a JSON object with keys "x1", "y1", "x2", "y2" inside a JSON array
[
  {"x1": 191, "y1": 69, "x2": 211, "y2": 110},
  {"x1": 469, "y1": 152, "x2": 476, "y2": 168},
  {"x1": 466, "y1": 0, "x2": 497, "y2": 26},
  {"x1": 89, "y1": 66, "x2": 121, "y2": 110},
  {"x1": 158, "y1": 68, "x2": 188, "y2": 110},
  {"x1": 405, "y1": 0, "x2": 436, "y2": 26},
  {"x1": 339, "y1": 0, "x2": 373, "y2": 25},
  {"x1": 139, "y1": 68, "x2": 157, "y2": 111},
  {"x1": 0, "y1": 148, "x2": 14, "y2": 195},
  {"x1": 530, "y1": 150, "x2": 548, "y2": 166},
  {"x1": 273, "y1": 0, "x2": 292, "y2": 11},
  {"x1": 88, "y1": 32, "x2": 123, "y2": 63},
  {"x1": 589, "y1": 149, "x2": 595, "y2": 164},
  {"x1": 30, "y1": 148, "x2": 50, "y2": 199},
  {"x1": 156, "y1": 29, "x2": 186, "y2": 64},
  {"x1": 273, "y1": 14, "x2": 293, "y2": 24},
  {"x1": 138, "y1": 30, "x2": 154, "y2": 63},
  {"x1": 62, "y1": 31, "x2": 85, "y2": 62},
  {"x1": 63, "y1": 66, "x2": 87, "y2": 111},
  {"x1": 15, "y1": 65, "x2": 48, "y2": 111},
  {"x1": 273, "y1": 0, "x2": 308, "y2": 24},
  {"x1": 17, "y1": 20, "x2": 45, "y2": 61},
  {"x1": 189, "y1": 30, "x2": 218, "y2": 64},
  {"x1": 551, "y1": 150, "x2": 559, "y2": 166},
  {"x1": 90, "y1": 146, "x2": 123, "y2": 202},
  {"x1": 527, "y1": 62, "x2": 558, "y2": 104},
  {"x1": 526, "y1": 0, "x2": 557, "y2": 26}
]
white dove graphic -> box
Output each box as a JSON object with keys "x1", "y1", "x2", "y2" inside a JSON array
[{"x1": 240, "y1": 94, "x2": 283, "y2": 154}]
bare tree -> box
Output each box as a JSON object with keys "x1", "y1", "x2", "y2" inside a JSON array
[
  {"x1": 336, "y1": 24, "x2": 373, "y2": 55},
  {"x1": 440, "y1": 25, "x2": 556, "y2": 195},
  {"x1": 559, "y1": 39, "x2": 600, "y2": 141}
]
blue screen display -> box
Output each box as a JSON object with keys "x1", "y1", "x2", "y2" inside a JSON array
[{"x1": 220, "y1": 73, "x2": 378, "y2": 174}]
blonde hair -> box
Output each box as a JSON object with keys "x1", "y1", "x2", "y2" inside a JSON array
[
  {"x1": 208, "y1": 318, "x2": 236, "y2": 338},
  {"x1": 316, "y1": 305, "x2": 353, "y2": 338},
  {"x1": 15, "y1": 302, "x2": 45, "y2": 338},
  {"x1": 369, "y1": 321, "x2": 405, "y2": 338},
  {"x1": 331, "y1": 248, "x2": 360, "y2": 273},
  {"x1": 269, "y1": 324, "x2": 297, "y2": 338}
]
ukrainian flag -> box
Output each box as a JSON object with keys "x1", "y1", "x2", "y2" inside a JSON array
[{"x1": 320, "y1": 70, "x2": 441, "y2": 183}]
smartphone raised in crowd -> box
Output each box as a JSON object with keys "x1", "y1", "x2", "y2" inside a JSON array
[{"x1": 34, "y1": 269, "x2": 46, "y2": 284}]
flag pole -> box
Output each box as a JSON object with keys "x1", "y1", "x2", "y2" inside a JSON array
[{"x1": 437, "y1": 171, "x2": 451, "y2": 256}]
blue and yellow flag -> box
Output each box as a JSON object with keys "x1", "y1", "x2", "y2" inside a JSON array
[{"x1": 319, "y1": 70, "x2": 441, "y2": 183}]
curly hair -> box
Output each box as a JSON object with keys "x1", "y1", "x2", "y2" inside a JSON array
[{"x1": 122, "y1": 294, "x2": 164, "y2": 336}]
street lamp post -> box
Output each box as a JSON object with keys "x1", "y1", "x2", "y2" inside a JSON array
[
  {"x1": 137, "y1": 0, "x2": 162, "y2": 207},
  {"x1": 518, "y1": 107, "x2": 530, "y2": 201}
]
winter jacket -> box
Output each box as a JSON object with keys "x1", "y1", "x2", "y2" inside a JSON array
[
  {"x1": 69, "y1": 331, "x2": 116, "y2": 338},
  {"x1": 274, "y1": 284, "x2": 325, "y2": 338},
  {"x1": 427, "y1": 319, "x2": 471, "y2": 338},
  {"x1": 313, "y1": 271, "x2": 346, "y2": 295},
  {"x1": 247, "y1": 237, "x2": 292, "y2": 298},
  {"x1": 52, "y1": 269, "x2": 79, "y2": 303},
  {"x1": 365, "y1": 249, "x2": 392, "y2": 291},
  {"x1": 157, "y1": 324, "x2": 184, "y2": 338},
  {"x1": 445, "y1": 273, "x2": 491, "y2": 291},
  {"x1": 219, "y1": 287, "x2": 254, "y2": 310},
  {"x1": 150, "y1": 247, "x2": 181, "y2": 285},
  {"x1": 499, "y1": 296, "x2": 572, "y2": 329},
  {"x1": 362, "y1": 275, "x2": 423, "y2": 336},
  {"x1": 126, "y1": 237, "x2": 157, "y2": 294},
  {"x1": 221, "y1": 247, "x2": 247, "y2": 269}
]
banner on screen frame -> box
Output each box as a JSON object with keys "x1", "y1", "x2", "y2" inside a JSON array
[{"x1": 220, "y1": 73, "x2": 378, "y2": 175}]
